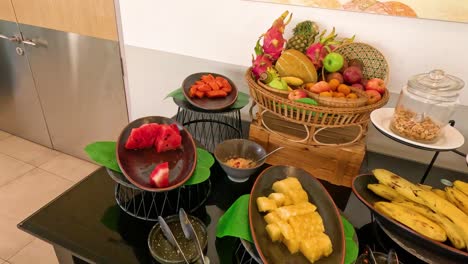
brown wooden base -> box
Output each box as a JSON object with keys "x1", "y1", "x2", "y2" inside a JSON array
[{"x1": 249, "y1": 120, "x2": 366, "y2": 187}]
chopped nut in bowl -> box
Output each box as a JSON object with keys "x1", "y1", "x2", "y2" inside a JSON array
[{"x1": 390, "y1": 108, "x2": 442, "y2": 142}]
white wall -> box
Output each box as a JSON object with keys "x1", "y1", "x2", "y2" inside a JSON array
[{"x1": 118, "y1": 0, "x2": 468, "y2": 104}]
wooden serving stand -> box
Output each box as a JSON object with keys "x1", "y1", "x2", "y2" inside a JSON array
[{"x1": 249, "y1": 110, "x2": 365, "y2": 187}]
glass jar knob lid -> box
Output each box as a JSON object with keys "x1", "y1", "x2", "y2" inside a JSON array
[{"x1": 409, "y1": 69, "x2": 464, "y2": 93}]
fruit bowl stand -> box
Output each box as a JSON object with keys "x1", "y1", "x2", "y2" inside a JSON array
[
  {"x1": 173, "y1": 96, "x2": 243, "y2": 153},
  {"x1": 107, "y1": 168, "x2": 212, "y2": 221},
  {"x1": 247, "y1": 72, "x2": 389, "y2": 187}
]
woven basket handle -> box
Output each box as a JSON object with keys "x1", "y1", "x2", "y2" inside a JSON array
[
  {"x1": 312, "y1": 125, "x2": 364, "y2": 146},
  {"x1": 260, "y1": 110, "x2": 310, "y2": 143},
  {"x1": 249, "y1": 101, "x2": 257, "y2": 121}
]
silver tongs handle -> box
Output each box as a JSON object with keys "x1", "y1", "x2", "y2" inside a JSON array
[
  {"x1": 158, "y1": 216, "x2": 190, "y2": 264},
  {"x1": 179, "y1": 209, "x2": 206, "y2": 264}
]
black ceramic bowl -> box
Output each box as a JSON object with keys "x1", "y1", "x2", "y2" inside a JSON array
[
  {"x1": 116, "y1": 116, "x2": 197, "y2": 192},
  {"x1": 352, "y1": 174, "x2": 468, "y2": 263},
  {"x1": 214, "y1": 139, "x2": 266, "y2": 183},
  {"x1": 147, "y1": 215, "x2": 208, "y2": 264},
  {"x1": 182, "y1": 72, "x2": 238, "y2": 111},
  {"x1": 249, "y1": 165, "x2": 345, "y2": 264}
]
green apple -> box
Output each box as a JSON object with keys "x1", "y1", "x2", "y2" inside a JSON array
[{"x1": 323, "y1": 52, "x2": 344, "y2": 72}]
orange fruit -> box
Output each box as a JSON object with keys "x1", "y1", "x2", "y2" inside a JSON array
[
  {"x1": 337, "y1": 84, "x2": 351, "y2": 95},
  {"x1": 328, "y1": 79, "x2": 340, "y2": 91},
  {"x1": 346, "y1": 93, "x2": 358, "y2": 99},
  {"x1": 333, "y1": 92, "x2": 345, "y2": 98},
  {"x1": 320, "y1": 91, "x2": 332, "y2": 97}
]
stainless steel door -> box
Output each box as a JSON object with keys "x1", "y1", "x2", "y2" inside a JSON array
[
  {"x1": 0, "y1": 20, "x2": 52, "y2": 147},
  {"x1": 19, "y1": 24, "x2": 128, "y2": 160}
]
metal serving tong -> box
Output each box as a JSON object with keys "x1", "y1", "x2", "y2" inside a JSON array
[
  {"x1": 363, "y1": 246, "x2": 399, "y2": 264},
  {"x1": 158, "y1": 216, "x2": 190, "y2": 264},
  {"x1": 179, "y1": 208, "x2": 208, "y2": 264}
]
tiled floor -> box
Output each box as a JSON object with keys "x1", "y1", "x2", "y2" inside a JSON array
[{"x1": 0, "y1": 131, "x2": 99, "y2": 264}]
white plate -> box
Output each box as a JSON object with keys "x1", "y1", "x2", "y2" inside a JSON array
[{"x1": 370, "y1": 108, "x2": 465, "y2": 151}]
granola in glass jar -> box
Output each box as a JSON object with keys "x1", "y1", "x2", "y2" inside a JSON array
[{"x1": 390, "y1": 107, "x2": 441, "y2": 142}]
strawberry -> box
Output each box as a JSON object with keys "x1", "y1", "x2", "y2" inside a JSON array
[{"x1": 150, "y1": 162, "x2": 169, "y2": 188}]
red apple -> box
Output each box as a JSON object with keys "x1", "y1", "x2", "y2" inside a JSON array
[
  {"x1": 326, "y1": 72, "x2": 344, "y2": 84},
  {"x1": 309, "y1": 81, "x2": 331, "y2": 94},
  {"x1": 366, "y1": 90, "x2": 382, "y2": 105},
  {"x1": 351, "y1": 83, "x2": 364, "y2": 90},
  {"x1": 343, "y1": 66, "x2": 362, "y2": 84},
  {"x1": 366, "y1": 78, "x2": 386, "y2": 94},
  {"x1": 348, "y1": 59, "x2": 364, "y2": 70},
  {"x1": 288, "y1": 89, "x2": 308, "y2": 100}
]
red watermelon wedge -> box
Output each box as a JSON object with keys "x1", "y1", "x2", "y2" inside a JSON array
[
  {"x1": 154, "y1": 124, "x2": 182, "y2": 153},
  {"x1": 125, "y1": 123, "x2": 161, "y2": 149},
  {"x1": 150, "y1": 162, "x2": 169, "y2": 187}
]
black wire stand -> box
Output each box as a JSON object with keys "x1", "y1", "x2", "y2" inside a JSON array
[
  {"x1": 373, "y1": 120, "x2": 467, "y2": 183},
  {"x1": 107, "y1": 168, "x2": 211, "y2": 221},
  {"x1": 233, "y1": 239, "x2": 262, "y2": 264},
  {"x1": 173, "y1": 97, "x2": 243, "y2": 152}
]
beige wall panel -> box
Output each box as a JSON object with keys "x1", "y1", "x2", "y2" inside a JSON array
[
  {"x1": 11, "y1": 0, "x2": 118, "y2": 40},
  {"x1": 0, "y1": 0, "x2": 16, "y2": 22}
]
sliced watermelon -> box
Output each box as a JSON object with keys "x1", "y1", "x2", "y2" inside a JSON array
[
  {"x1": 125, "y1": 123, "x2": 161, "y2": 150},
  {"x1": 154, "y1": 124, "x2": 182, "y2": 153},
  {"x1": 150, "y1": 162, "x2": 169, "y2": 187}
]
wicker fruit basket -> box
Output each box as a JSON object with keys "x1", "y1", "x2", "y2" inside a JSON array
[
  {"x1": 247, "y1": 42, "x2": 389, "y2": 145},
  {"x1": 247, "y1": 69, "x2": 389, "y2": 127}
]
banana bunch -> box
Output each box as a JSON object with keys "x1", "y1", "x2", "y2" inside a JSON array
[{"x1": 368, "y1": 169, "x2": 468, "y2": 251}]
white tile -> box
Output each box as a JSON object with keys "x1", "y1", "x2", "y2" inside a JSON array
[
  {"x1": 0, "y1": 130, "x2": 11, "y2": 141},
  {"x1": 39, "y1": 153, "x2": 99, "y2": 182},
  {"x1": 0, "y1": 215, "x2": 34, "y2": 260},
  {"x1": 0, "y1": 168, "x2": 73, "y2": 221},
  {"x1": 9, "y1": 239, "x2": 58, "y2": 264},
  {"x1": 0, "y1": 153, "x2": 34, "y2": 187},
  {"x1": 0, "y1": 137, "x2": 59, "y2": 166}
]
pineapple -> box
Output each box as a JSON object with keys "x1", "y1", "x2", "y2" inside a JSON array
[{"x1": 286, "y1": 21, "x2": 319, "y2": 53}]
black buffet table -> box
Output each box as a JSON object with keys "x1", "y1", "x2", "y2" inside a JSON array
[{"x1": 18, "y1": 162, "x2": 351, "y2": 264}]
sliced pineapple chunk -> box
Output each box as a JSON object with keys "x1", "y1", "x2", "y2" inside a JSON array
[
  {"x1": 264, "y1": 211, "x2": 282, "y2": 225},
  {"x1": 276, "y1": 202, "x2": 317, "y2": 221},
  {"x1": 266, "y1": 223, "x2": 282, "y2": 242},
  {"x1": 300, "y1": 232, "x2": 333, "y2": 263},
  {"x1": 256, "y1": 197, "x2": 277, "y2": 212},
  {"x1": 283, "y1": 237, "x2": 300, "y2": 254},
  {"x1": 268, "y1": 193, "x2": 286, "y2": 207}
]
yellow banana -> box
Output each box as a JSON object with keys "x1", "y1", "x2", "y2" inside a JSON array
[
  {"x1": 375, "y1": 201, "x2": 446, "y2": 242},
  {"x1": 446, "y1": 187, "x2": 468, "y2": 215},
  {"x1": 373, "y1": 169, "x2": 468, "y2": 247},
  {"x1": 432, "y1": 189, "x2": 447, "y2": 200},
  {"x1": 367, "y1": 184, "x2": 408, "y2": 202},
  {"x1": 418, "y1": 184, "x2": 432, "y2": 190},
  {"x1": 454, "y1": 180, "x2": 468, "y2": 196},
  {"x1": 394, "y1": 201, "x2": 466, "y2": 249},
  {"x1": 281, "y1": 76, "x2": 304, "y2": 86}
]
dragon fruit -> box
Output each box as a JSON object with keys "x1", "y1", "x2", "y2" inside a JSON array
[
  {"x1": 306, "y1": 27, "x2": 356, "y2": 69},
  {"x1": 252, "y1": 54, "x2": 273, "y2": 80},
  {"x1": 305, "y1": 28, "x2": 337, "y2": 69},
  {"x1": 262, "y1": 11, "x2": 292, "y2": 60},
  {"x1": 251, "y1": 11, "x2": 292, "y2": 80}
]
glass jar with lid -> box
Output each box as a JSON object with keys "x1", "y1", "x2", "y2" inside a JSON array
[{"x1": 390, "y1": 69, "x2": 464, "y2": 142}]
